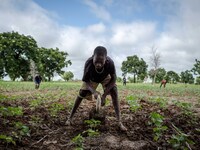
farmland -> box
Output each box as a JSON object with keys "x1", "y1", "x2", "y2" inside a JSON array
[{"x1": 0, "y1": 81, "x2": 200, "y2": 149}]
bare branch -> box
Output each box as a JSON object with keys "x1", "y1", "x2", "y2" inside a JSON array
[
  {"x1": 150, "y1": 45, "x2": 161, "y2": 69},
  {"x1": 149, "y1": 45, "x2": 161, "y2": 84}
]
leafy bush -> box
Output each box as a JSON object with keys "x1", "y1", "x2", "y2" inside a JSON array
[
  {"x1": 0, "y1": 134, "x2": 16, "y2": 145},
  {"x1": 83, "y1": 129, "x2": 100, "y2": 137},
  {"x1": 126, "y1": 95, "x2": 141, "y2": 112},
  {"x1": 48, "y1": 103, "x2": 65, "y2": 117},
  {"x1": 168, "y1": 124, "x2": 195, "y2": 149},
  {"x1": 148, "y1": 112, "x2": 168, "y2": 141},
  {"x1": 84, "y1": 119, "x2": 101, "y2": 129},
  {"x1": 0, "y1": 106, "x2": 23, "y2": 116},
  {"x1": 72, "y1": 134, "x2": 84, "y2": 149}
]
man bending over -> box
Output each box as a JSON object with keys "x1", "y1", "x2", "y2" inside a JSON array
[{"x1": 66, "y1": 46, "x2": 127, "y2": 131}]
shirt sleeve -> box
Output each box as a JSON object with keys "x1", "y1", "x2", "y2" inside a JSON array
[
  {"x1": 82, "y1": 58, "x2": 91, "y2": 82},
  {"x1": 109, "y1": 58, "x2": 116, "y2": 75}
]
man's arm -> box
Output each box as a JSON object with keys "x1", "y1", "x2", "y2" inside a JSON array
[
  {"x1": 103, "y1": 73, "x2": 116, "y2": 96},
  {"x1": 85, "y1": 81, "x2": 100, "y2": 99},
  {"x1": 103, "y1": 58, "x2": 117, "y2": 97},
  {"x1": 85, "y1": 81, "x2": 95, "y2": 94},
  {"x1": 82, "y1": 58, "x2": 100, "y2": 99}
]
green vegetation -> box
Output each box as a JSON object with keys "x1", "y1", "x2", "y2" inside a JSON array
[
  {"x1": 71, "y1": 119, "x2": 101, "y2": 149},
  {"x1": 61, "y1": 71, "x2": 74, "y2": 81},
  {"x1": 0, "y1": 106, "x2": 23, "y2": 117},
  {"x1": 13, "y1": 122, "x2": 30, "y2": 141},
  {"x1": 84, "y1": 119, "x2": 101, "y2": 137},
  {"x1": 126, "y1": 95, "x2": 141, "y2": 112},
  {"x1": 150, "y1": 97, "x2": 168, "y2": 108},
  {"x1": 84, "y1": 119, "x2": 101, "y2": 129},
  {"x1": 148, "y1": 112, "x2": 168, "y2": 141},
  {"x1": 0, "y1": 134, "x2": 15, "y2": 145},
  {"x1": 0, "y1": 31, "x2": 38, "y2": 81},
  {"x1": 0, "y1": 31, "x2": 71, "y2": 81},
  {"x1": 121, "y1": 55, "x2": 148, "y2": 83},
  {"x1": 48, "y1": 103, "x2": 65, "y2": 117},
  {"x1": 71, "y1": 134, "x2": 84, "y2": 150},
  {"x1": 0, "y1": 81, "x2": 200, "y2": 149},
  {"x1": 168, "y1": 124, "x2": 195, "y2": 150}
]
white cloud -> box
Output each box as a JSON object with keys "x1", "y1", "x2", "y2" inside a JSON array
[
  {"x1": 110, "y1": 21, "x2": 157, "y2": 46},
  {"x1": 0, "y1": 0, "x2": 61, "y2": 48},
  {"x1": 153, "y1": 0, "x2": 200, "y2": 73},
  {"x1": 83, "y1": 0, "x2": 111, "y2": 21},
  {"x1": 1, "y1": 0, "x2": 200, "y2": 80}
]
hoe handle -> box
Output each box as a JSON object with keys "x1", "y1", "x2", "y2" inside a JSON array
[{"x1": 96, "y1": 94, "x2": 101, "y2": 113}]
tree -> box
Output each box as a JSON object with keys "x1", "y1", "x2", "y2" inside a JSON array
[
  {"x1": 121, "y1": 55, "x2": 148, "y2": 83},
  {"x1": 196, "y1": 76, "x2": 200, "y2": 85},
  {"x1": 149, "y1": 68, "x2": 166, "y2": 83},
  {"x1": 62, "y1": 71, "x2": 74, "y2": 81},
  {"x1": 0, "y1": 31, "x2": 38, "y2": 81},
  {"x1": 128, "y1": 76, "x2": 135, "y2": 83},
  {"x1": 38, "y1": 47, "x2": 71, "y2": 81},
  {"x1": 180, "y1": 70, "x2": 194, "y2": 84},
  {"x1": 192, "y1": 59, "x2": 200, "y2": 75},
  {"x1": 149, "y1": 46, "x2": 161, "y2": 84},
  {"x1": 166, "y1": 71, "x2": 180, "y2": 83},
  {"x1": 30, "y1": 59, "x2": 37, "y2": 81},
  {"x1": 0, "y1": 58, "x2": 4, "y2": 79},
  {"x1": 117, "y1": 77, "x2": 122, "y2": 82}
]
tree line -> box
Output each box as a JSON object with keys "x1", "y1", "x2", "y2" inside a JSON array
[
  {"x1": 0, "y1": 31, "x2": 199, "y2": 84},
  {"x1": 0, "y1": 31, "x2": 71, "y2": 81},
  {"x1": 121, "y1": 55, "x2": 200, "y2": 84}
]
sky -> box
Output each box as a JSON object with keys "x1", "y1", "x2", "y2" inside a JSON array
[{"x1": 0, "y1": 0, "x2": 200, "y2": 80}]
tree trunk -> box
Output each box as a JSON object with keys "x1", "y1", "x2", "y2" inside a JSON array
[
  {"x1": 153, "y1": 73, "x2": 157, "y2": 84},
  {"x1": 134, "y1": 74, "x2": 136, "y2": 83},
  {"x1": 152, "y1": 69, "x2": 157, "y2": 85}
]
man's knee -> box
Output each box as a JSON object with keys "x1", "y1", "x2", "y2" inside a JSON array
[
  {"x1": 79, "y1": 90, "x2": 89, "y2": 97},
  {"x1": 110, "y1": 86, "x2": 118, "y2": 94},
  {"x1": 79, "y1": 90, "x2": 91, "y2": 98}
]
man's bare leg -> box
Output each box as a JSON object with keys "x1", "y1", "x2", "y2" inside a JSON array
[
  {"x1": 110, "y1": 87, "x2": 127, "y2": 131},
  {"x1": 66, "y1": 96, "x2": 83, "y2": 125}
]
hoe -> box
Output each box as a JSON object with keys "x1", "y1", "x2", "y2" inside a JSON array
[{"x1": 89, "y1": 94, "x2": 106, "y2": 124}]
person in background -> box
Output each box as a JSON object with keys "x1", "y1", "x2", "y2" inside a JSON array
[
  {"x1": 160, "y1": 79, "x2": 167, "y2": 88},
  {"x1": 65, "y1": 46, "x2": 127, "y2": 131},
  {"x1": 34, "y1": 75, "x2": 42, "y2": 89},
  {"x1": 123, "y1": 76, "x2": 126, "y2": 86}
]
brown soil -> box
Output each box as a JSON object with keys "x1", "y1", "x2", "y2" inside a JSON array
[{"x1": 1, "y1": 97, "x2": 200, "y2": 150}]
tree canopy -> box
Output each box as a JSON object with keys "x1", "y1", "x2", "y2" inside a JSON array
[
  {"x1": 37, "y1": 47, "x2": 71, "y2": 81},
  {"x1": 180, "y1": 70, "x2": 194, "y2": 84},
  {"x1": 0, "y1": 31, "x2": 38, "y2": 81},
  {"x1": 121, "y1": 55, "x2": 148, "y2": 83},
  {"x1": 0, "y1": 31, "x2": 71, "y2": 81},
  {"x1": 166, "y1": 71, "x2": 180, "y2": 83},
  {"x1": 192, "y1": 59, "x2": 200, "y2": 76},
  {"x1": 61, "y1": 71, "x2": 74, "y2": 81},
  {"x1": 149, "y1": 68, "x2": 166, "y2": 83}
]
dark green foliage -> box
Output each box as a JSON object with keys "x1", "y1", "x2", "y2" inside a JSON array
[
  {"x1": 192, "y1": 59, "x2": 200, "y2": 75},
  {"x1": 62, "y1": 71, "x2": 74, "y2": 81},
  {"x1": 149, "y1": 68, "x2": 166, "y2": 83},
  {"x1": 166, "y1": 71, "x2": 180, "y2": 83},
  {"x1": 0, "y1": 31, "x2": 71, "y2": 81},
  {"x1": 196, "y1": 76, "x2": 200, "y2": 85},
  {"x1": 180, "y1": 70, "x2": 194, "y2": 84},
  {"x1": 0, "y1": 31, "x2": 38, "y2": 81},
  {"x1": 121, "y1": 55, "x2": 148, "y2": 83},
  {"x1": 37, "y1": 47, "x2": 71, "y2": 81}
]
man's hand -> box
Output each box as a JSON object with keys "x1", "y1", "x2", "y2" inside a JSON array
[{"x1": 93, "y1": 91, "x2": 100, "y2": 99}]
